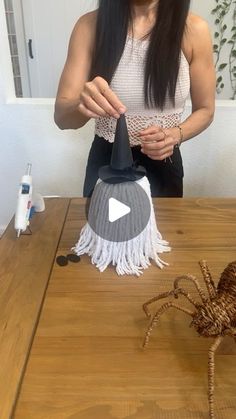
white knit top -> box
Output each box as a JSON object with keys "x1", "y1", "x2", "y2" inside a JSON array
[{"x1": 95, "y1": 35, "x2": 190, "y2": 146}]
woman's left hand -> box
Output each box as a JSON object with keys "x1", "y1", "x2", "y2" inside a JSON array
[{"x1": 139, "y1": 125, "x2": 178, "y2": 161}]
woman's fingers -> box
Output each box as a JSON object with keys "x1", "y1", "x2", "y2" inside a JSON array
[
  {"x1": 84, "y1": 77, "x2": 126, "y2": 117},
  {"x1": 139, "y1": 126, "x2": 163, "y2": 136},
  {"x1": 78, "y1": 102, "x2": 101, "y2": 119},
  {"x1": 93, "y1": 76, "x2": 126, "y2": 112},
  {"x1": 139, "y1": 126, "x2": 166, "y2": 144},
  {"x1": 140, "y1": 126, "x2": 176, "y2": 160},
  {"x1": 142, "y1": 143, "x2": 173, "y2": 158},
  {"x1": 141, "y1": 132, "x2": 166, "y2": 143},
  {"x1": 141, "y1": 140, "x2": 166, "y2": 151},
  {"x1": 80, "y1": 93, "x2": 109, "y2": 117},
  {"x1": 102, "y1": 86, "x2": 126, "y2": 114},
  {"x1": 145, "y1": 147, "x2": 173, "y2": 159},
  {"x1": 143, "y1": 146, "x2": 174, "y2": 160},
  {"x1": 84, "y1": 83, "x2": 120, "y2": 118},
  {"x1": 88, "y1": 89, "x2": 121, "y2": 118}
]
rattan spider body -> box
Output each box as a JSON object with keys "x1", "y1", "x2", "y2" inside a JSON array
[{"x1": 143, "y1": 260, "x2": 236, "y2": 419}]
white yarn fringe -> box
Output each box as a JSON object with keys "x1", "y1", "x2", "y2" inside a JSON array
[{"x1": 72, "y1": 176, "x2": 170, "y2": 276}]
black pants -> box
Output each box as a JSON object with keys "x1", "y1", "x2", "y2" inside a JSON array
[{"x1": 83, "y1": 135, "x2": 184, "y2": 198}]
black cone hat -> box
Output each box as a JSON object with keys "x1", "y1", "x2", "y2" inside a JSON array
[{"x1": 98, "y1": 114, "x2": 146, "y2": 184}]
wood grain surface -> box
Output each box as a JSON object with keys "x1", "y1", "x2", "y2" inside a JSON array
[
  {"x1": 13, "y1": 198, "x2": 236, "y2": 419},
  {"x1": 0, "y1": 198, "x2": 70, "y2": 419}
]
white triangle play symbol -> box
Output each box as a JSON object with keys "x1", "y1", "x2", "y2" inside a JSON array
[{"x1": 108, "y1": 198, "x2": 131, "y2": 223}]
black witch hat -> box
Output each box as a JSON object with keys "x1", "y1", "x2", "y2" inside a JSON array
[{"x1": 98, "y1": 114, "x2": 146, "y2": 184}]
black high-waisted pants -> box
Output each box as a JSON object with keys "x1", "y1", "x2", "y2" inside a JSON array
[{"x1": 83, "y1": 135, "x2": 184, "y2": 198}]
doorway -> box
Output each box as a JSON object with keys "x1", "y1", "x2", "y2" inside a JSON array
[{"x1": 6, "y1": 0, "x2": 98, "y2": 98}]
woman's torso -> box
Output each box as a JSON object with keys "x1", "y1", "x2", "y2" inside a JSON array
[{"x1": 95, "y1": 34, "x2": 190, "y2": 146}]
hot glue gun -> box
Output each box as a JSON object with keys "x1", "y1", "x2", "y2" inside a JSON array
[{"x1": 14, "y1": 163, "x2": 45, "y2": 238}]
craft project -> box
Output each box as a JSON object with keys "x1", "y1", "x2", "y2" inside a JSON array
[
  {"x1": 142, "y1": 260, "x2": 236, "y2": 419},
  {"x1": 73, "y1": 115, "x2": 170, "y2": 275}
]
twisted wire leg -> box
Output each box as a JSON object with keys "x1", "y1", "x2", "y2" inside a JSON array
[
  {"x1": 143, "y1": 290, "x2": 176, "y2": 318},
  {"x1": 199, "y1": 260, "x2": 217, "y2": 300},
  {"x1": 174, "y1": 275, "x2": 208, "y2": 304},
  {"x1": 143, "y1": 301, "x2": 194, "y2": 348},
  {"x1": 208, "y1": 336, "x2": 223, "y2": 419},
  {"x1": 143, "y1": 288, "x2": 199, "y2": 319},
  {"x1": 177, "y1": 288, "x2": 200, "y2": 308}
]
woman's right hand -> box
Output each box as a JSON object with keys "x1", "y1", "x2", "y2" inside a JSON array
[
  {"x1": 78, "y1": 76, "x2": 127, "y2": 119},
  {"x1": 55, "y1": 14, "x2": 127, "y2": 129}
]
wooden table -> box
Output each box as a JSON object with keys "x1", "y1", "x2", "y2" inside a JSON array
[{"x1": 1, "y1": 198, "x2": 236, "y2": 419}]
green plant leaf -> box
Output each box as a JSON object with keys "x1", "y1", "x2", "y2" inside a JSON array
[
  {"x1": 220, "y1": 38, "x2": 227, "y2": 45},
  {"x1": 218, "y1": 63, "x2": 228, "y2": 70}
]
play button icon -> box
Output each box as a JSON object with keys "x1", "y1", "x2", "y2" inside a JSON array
[
  {"x1": 87, "y1": 180, "x2": 151, "y2": 243},
  {"x1": 109, "y1": 198, "x2": 131, "y2": 223}
]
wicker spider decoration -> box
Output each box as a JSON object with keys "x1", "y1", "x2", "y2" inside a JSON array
[{"x1": 143, "y1": 260, "x2": 236, "y2": 419}]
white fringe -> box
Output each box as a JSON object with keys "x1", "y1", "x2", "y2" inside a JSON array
[{"x1": 72, "y1": 176, "x2": 170, "y2": 276}]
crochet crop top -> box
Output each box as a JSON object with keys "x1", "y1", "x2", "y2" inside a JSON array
[{"x1": 95, "y1": 35, "x2": 190, "y2": 147}]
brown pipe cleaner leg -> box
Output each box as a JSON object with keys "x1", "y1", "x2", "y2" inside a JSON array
[
  {"x1": 176, "y1": 288, "x2": 200, "y2": 308},
  {"x1": 174, "y1": 275, "x2": 208, "y2": 304},
  {"x1": 143, "y1": 290, "x2": 176, "y2": 318},
  {"x1": 199, "y1": 260, "x2": 217, "y2": 300},
  {"x1": 208, "y1": 336, "x2": 223, "y2": 419},
  {"x1": 143, "y1": 301, "x2": 194, "y2": 348},
  {"x1": 143, "y1": 288, "x2": 199, "y2": 319}
]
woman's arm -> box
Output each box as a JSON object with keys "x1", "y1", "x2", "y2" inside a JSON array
[
  {"x1": 54, "y1": 12, "x2": 126, "y2": 130},
  {"x1": 54, "y1": 12, "x2": 95, "y2": 129},
  {"x1": 140, "y1": 14, "x2": 216, "y2": 160},
  {"x1": 173, "y1": 14, "x2": 216, "y2": 142}
]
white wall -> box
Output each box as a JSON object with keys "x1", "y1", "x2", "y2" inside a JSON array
[
  {"x1": 0, "y1": 0, "x2": 236, "y2": 235},
  {"x1": 0, "y1": 99, "x2": 94, "y2": 234},
  {"x1": 182, "y1": 103, "x2": 236, "y2": 196}
]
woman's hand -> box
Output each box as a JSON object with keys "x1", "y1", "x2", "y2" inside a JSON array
[
  {"x1": 78, "y1": 76, "x2": 127, "y2": 119},
  {"x1": 55, "y1": 14, "x2": 127, "y2": 129},
  {"x1": 139, "y1": 125, "x2": 179, "y2": 161}
]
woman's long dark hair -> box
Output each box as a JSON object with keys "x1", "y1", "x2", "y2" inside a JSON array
[{"x1": 90, "y1": 0, "x2": 190, "y2": 110}]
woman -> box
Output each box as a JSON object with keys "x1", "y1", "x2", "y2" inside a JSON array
[{"x1": 54, "y1": 0, "x2": 215, "y2": 197}]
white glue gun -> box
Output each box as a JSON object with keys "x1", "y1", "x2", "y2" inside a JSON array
[{"x1": 14, "y1": 163, "x2": 45, "y2": 238}]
